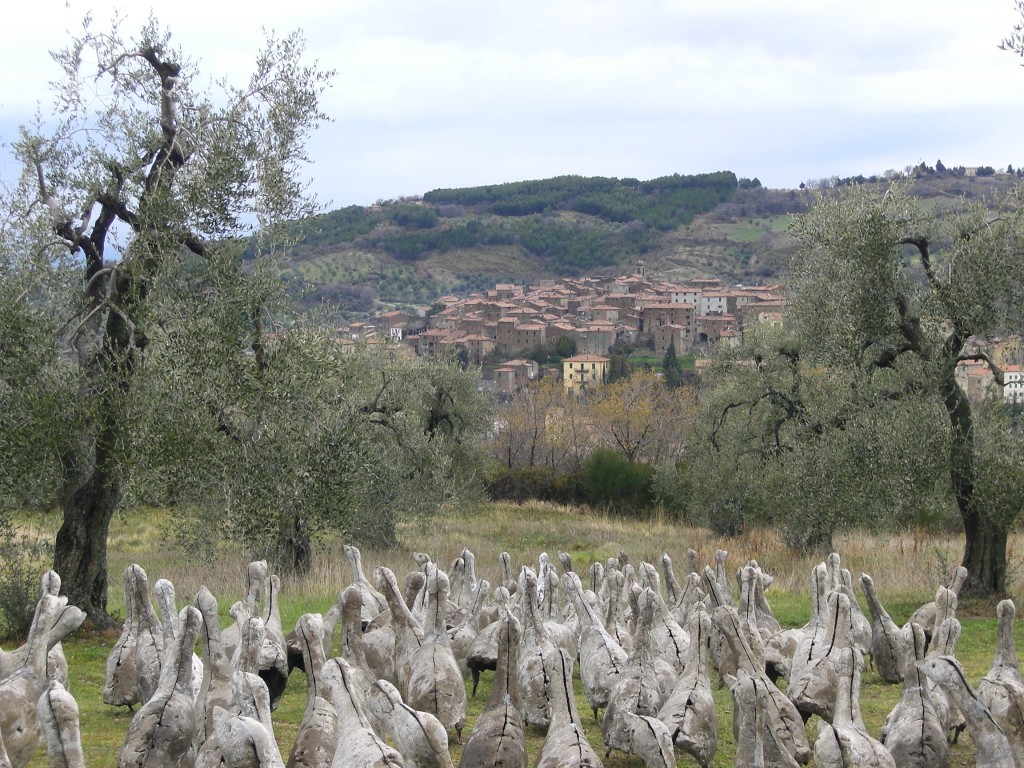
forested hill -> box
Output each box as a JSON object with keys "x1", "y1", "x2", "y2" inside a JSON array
[
  {"x1": 280, "y1": 169, "x2": 1014, "y2": 316},
  {"x1": 422, "y1": 172, "x2": 737, "y2": 224},
  {"x1": 292, "y1": 172, "x2": 744, "y2": 272}
]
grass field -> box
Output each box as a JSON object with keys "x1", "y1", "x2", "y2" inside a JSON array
[
  {"x1": 12, "y1": 502, "x2": 1024, "y2": 768},
  {"x1": 711, "y1": 216, "x2": 793, "y2": 244},
  {"x1": 626, "y1": 354, "x2": 696, "y2": 371}
]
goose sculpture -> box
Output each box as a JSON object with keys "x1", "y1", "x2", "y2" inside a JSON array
[
  {"x1": 516, "y1": 568, "x2": 555, "y2": 728},
  {"x1": 466, "y1": 586, "x2": 511, "y2": 696},
  {"x1": 458, "y1": 610, "x2": 526, "y2": 768},
  {"x1": 366, "y1": 679, "x2": 453, "y2": 768},
  {"x1": 729, "y1": 669, "x2": 799, "y2": 768},
  {"x1": 220, "y1": 561, "x2": 268, "y2": 663},
  {"x1": 0, "y1": 594, "x2": 64, "y2": 768},
  {"x1": 879, "y1": 622, "x2": 949, "y2": 768},
  {"x1": 117, "y1": 605, "x2": 201, "y2": 768},
  {"x1": 923, "y1": 587, "x2": 965, "y2": 738},
  {"x1": 788, "y1": 590, "x2": 854, "y2": 723},
  {"x1": 343, "y1": 545, "x2": 389, "y2": 626},
  {"x1": 129, "y1": 566, "x2": 165, "y2": 706},
  {"x1": 859, "y1": 573, "x2": 903, "y2": 684},
  {"x1": 908, "y1": 566, "x2": 968, "y2": 647},
  {"x1": 37, "y1": 679, "x2": 85, "y2": 768},
  {"x1": 602, "y1": 589, "x2": 667, "y2": 757},
  {"x1": 560, "y1": 569, "x2": 627, "y2": 721},
  {"x1": 813, "y1": 647, "x2": 895, "y2": 768},
  {"x1": 153, "y1": 580, "x2": 203, "y2": 703},
  {"x1": 104, "y1": 566, "x2": 141, "y2": 709},
  {"x1": 978, "y1": 599, "x2": 1024, "y2": 767},
  {"x1": 193, "y1": 586, "x2": 234, "y2": 750},
  {"x1": 211, "y1": 707, "x2": 285, "y2": 768},
  {"x1": 712, "y1": 604, "x2": 811, "y2": 766},
  {"x1": 322, "y1": 657, "x2": 405, "y2": 768},
  {"x1": 286, "y1": 614, "x2": 337, "y2": 768},
  {"x1": 0, "y1": 572, "x2": 83, "y2": 689},
  {"x1": 376, "y1": 564, "x2": 467, "y2": 738},
  {"x1": 656, "y1": 603, "x2": 716, "y2": 768},
  {"x1": 918, "y1": 655, "x2": 1015, "y2": 768},
  {"x1": 535, "y1": 649, "x2": 604, "y2": 768}
]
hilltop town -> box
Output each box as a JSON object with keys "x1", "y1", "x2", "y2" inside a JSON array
[
  {"x1": 340, "y1": 262, "x2": 781, "y2": 394},
  {"x1": 335, "y1": 261, "x2": 1023, "y2": 405}
]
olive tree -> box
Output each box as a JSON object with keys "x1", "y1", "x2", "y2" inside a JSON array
[
  {"x1": 132, "y1": 328, "x2": 491, "y2": 572},
  {"x1": 1, "y1": 15, "x2": 331, "y2": 623},
  {"x1": 689, "y1": 322, "x2": 951, "y2": 548},
  {"x1": 787, "y1": 182, "x2": 1024, "y2": 593}
]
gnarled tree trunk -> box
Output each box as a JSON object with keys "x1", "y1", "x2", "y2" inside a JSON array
[
  {"x1": 54, "y1": 275, "x2": 135, "y2": 627},
  {"x1": 54, "y1": 482, "x2": 118, "y2": 628},
  {"x1": 941, "y1": 357, "x2": 1008, "y2": 596},
  {"x1": 55, "y1": 425, "x2": 122, "y2": 628},
  {"x1": 278, "y1": 512, "x2": 312, "y2": 576},
  {"x1": 961, "y1": 510, "x2": 1008, "y2": 597}
]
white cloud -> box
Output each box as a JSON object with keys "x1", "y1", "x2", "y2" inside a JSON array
[{"x1": 3, "y1": 0, "x2": 1024, "y2": 204}]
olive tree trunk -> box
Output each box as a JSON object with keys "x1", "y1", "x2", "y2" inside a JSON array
[
  {"x1": 961, "y1": 511, "x2": 1008, "y2": 596},
  {"x1": 278, "y1": 513, "x2": 313, "y2": 576},
  {"x1": 54, "y1": 420, "x2": 122, "y2": 628},
  {"x1": 941, "y1": 364, "x2": 1008, "y2": 595}
]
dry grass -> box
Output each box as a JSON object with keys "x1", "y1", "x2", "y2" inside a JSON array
[{"x1": 12, "y1": 501, "x2": 1024, "y2": 768}]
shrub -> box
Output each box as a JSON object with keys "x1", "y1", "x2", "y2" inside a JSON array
[
  {"x1": 485, "y1": 467, "x2": 581, "y2": 505},
  {"x1": 581, "y1": 450, "x2": 655, "y2": 514},
  {"x1": 706, "y1": 497, "x2": 746, "y2": 538},
  {"x1": 652, "y1": 460, "x2": 691, "y2": 520},
  {"x1": 0, "y1": 519, "x2": 52, "y2": 640}
]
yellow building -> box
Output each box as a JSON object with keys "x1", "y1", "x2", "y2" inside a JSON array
[{"x1": 562, "y1": 354, "x2": 610, "y2": 394}]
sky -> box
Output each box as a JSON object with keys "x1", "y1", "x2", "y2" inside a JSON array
[{"x1": 2, "y1": 1, "x2": 1024, "y2": 210}]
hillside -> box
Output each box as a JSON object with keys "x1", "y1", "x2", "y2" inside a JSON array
[{"x1": 280, "y1": 168, "x2": 1019, "y2": 316}]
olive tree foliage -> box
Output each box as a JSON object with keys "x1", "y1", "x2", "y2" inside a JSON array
[
  {"x1": 131, "y1": 325, "x2": 491, "y2": 572},
  {"x1": 0, "y1": 14, "x2": 333, "y2": 623},
  {"x1": 786, "y1": 182, "x2": 1024, "y2": 593},
  {"x1": 1000, "y1": 0, "x2": 1024, "y2": 62},
  {"x1": 0, "y1": 185, "x2": 82, "y2": 511},
  {"x1": 689, "y1": 322, "x2": 952, "y2": 549}
]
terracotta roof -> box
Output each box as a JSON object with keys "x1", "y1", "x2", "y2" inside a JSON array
[{"x1": 699, "y1": 314, "x2": 736, "y2": 323}]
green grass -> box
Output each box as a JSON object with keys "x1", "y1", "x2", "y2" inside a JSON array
[
  {"x1": 711, "y1": 216, "x2": 792, "y2": 243},
  {"x1": 625, "y1": 354, "x2": 695, "y2": 371},
  {"x1": 714, "y1": 222, "x2": 767, "y2": 243},
  {"x1": 626, "y1": 355, "x2": 661, "y2": 369},
  {"x1": 13, "y1": 503, "x2": 1024, "y2": 768}
]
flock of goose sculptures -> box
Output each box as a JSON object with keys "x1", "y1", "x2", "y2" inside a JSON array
[{"x1": 1, "y1": 547, "x2": 1023, "y2": 768}]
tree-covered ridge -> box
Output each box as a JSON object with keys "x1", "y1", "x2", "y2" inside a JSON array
[
  {"x1": 294, "y1": 205, "x2": 380, "y2": 245},
  {"x1": 423, "y1": 171, "x2": 738, "y2": 229},
  {"x1": 367, "y1": 216, "x2": 657, "y2": 273},
  {"x1": 288, "y1": 172, "x2": 739, "y2": 280}
]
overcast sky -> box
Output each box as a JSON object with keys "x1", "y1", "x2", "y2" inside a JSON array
[{"x1": 3, "y1": 1, "x2": 1024, "y2": 209}]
